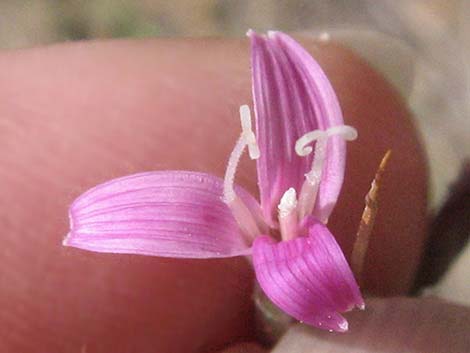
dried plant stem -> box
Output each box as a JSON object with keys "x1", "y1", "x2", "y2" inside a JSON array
[{"x1": 351, "y1": 150, "x2": 392, "y2": 285}]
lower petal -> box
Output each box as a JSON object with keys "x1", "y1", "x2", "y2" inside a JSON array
[{"x1": 252, "y1": 221, "x2": 364, "y2": 332}]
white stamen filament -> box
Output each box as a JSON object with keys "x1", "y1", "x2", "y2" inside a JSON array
[
  {"x1": 278, "y1": 187, "x2": 298, "y2": 241},
  {"x1": 223, "y1": 105, "x2": 261, "y2": 240},
  {"x1": 223, "y1": 135, "x2": 246, "y2": 204},
  {"x1": 296, "y1": 125, "x2": 358, "y2": 221},
  {"x1": 228, "y1": 196, "x2": 261, "y2": 241},
  {"x1": 298, "y1": 134, "x2": 327, "y2": 221}
]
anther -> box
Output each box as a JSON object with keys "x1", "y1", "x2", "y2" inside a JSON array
[
  {"x1": 278, "y1": 187, "x2": 297, "y2": 218},
  {"x1": 240, "y1": 105, "x2": 260, "y2": 160},
  {"x1": 278, "y1": 187, "x2": 298, "y2": 241}
]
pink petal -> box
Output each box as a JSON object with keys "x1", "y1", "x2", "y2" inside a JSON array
[
  {"x1": 252, "y1": 220, "x2": 364, "y2": 332},
  {"x1": 250, "y1": 31, "x2": 346, "y2": 222},
  {"x1": 65, "y1": 171, "x2": 256, "y2": 258}
]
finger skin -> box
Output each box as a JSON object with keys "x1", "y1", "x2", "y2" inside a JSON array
[
  {"x1": 0, "y1": 37, "x2": 426, "y2": 352},
  {"x1": 218, "y1": 342, "x2": 267, "y2": 353}
]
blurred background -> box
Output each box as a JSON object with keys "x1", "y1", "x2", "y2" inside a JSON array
[{"x1": 0, "y1": 0, "x2": 468, "y2": 305}]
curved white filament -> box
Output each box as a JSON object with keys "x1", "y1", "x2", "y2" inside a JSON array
[
  {"x1": 223, "y1": 105, "x2": 260, "y2": 203},
  {"x1": 223, "y1": 105, "x2": 262, "y2": 240},
  {"x1": 223, "y1": 136, "x2": 246, "y2": 204},
  {"x1": 295, "y1": 130, "x2": 327, "y2": 157},
  {"x1": 296, "y1": 125, "x2": 358, "y2": 221}
]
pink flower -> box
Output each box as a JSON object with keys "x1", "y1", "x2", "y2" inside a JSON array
[{"x1": 64, "y1": 31, "x2": 364, "y2": 332}]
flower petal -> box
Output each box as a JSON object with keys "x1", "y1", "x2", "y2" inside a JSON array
[
  {"x1": 65, "y1": 171, "x2": 256, "y2": 258},
  {"x1": 252, "y1": 220, "x2": 364, "y2": 332},
  {"x1": 250, "y1": 31, "x2": 346, "y2": 222}
]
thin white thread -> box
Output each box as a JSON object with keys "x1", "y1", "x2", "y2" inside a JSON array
[{"x1": 223, "y1": 105, "x2": 259, "y2": 203}]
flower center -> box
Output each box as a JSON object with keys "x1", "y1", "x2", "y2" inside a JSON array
[{"x1": 223, "y1": 105, "x2": 358, "y2": 243}]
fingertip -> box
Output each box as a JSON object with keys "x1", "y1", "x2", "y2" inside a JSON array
[{"x1": 0, "y1": 35, "x2": 428, "y2": 352}]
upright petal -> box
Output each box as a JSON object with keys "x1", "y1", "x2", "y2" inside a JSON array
[
  {"x1": 252, "y1": 220, "x2": 364, "y2": 332},
  {"x1": 65, "y1": 171, "x2": 257, "y2": 258},
  {"x1": 250, "y1": 31, "x2": 346, "y2": 222}
]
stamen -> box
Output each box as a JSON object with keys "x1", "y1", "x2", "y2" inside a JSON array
[
  {"x1": 296, "y1": 125, "x2": 358, "y2": 221},
  {"x1": 228, "y1": 196, "x2": 262, "y2": 241},
  {"x1": 295, "y1": 125, "x2": 357, "y2": 156},
  {"x1": 295, "y1": 130, "x2": 326, "y2": 157},
  {"x1": 278, "y1": 187, "x2": 298, "y2": 241},
  {"x1": 298, "y1": 134, "x2": 327, "y2": 221},
  {"x1": 326, "y1": 125, "x2": 358, "y2": 141},
  {"x1": 278, "y1": 188, "x2": 297, "y2": 218},
  {"x1": 223, "y1": 135, "x2": 246, "y2": 204},
  {"x1": 223, "y1": 105, "x2": 262, "y2": 241},
  {"x1": 223, "y1": 105, "x2": 260, "y2": 203}
]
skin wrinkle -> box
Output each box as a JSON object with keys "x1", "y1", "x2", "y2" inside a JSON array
[{"x1": 0, "y1": 37, "x2": 426, "y2": 352}]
